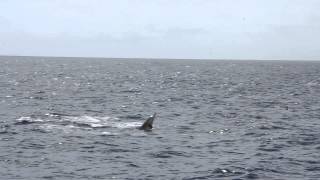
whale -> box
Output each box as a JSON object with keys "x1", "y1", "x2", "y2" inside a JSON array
[{"x1": 139, "y1": 113, "x2": 156, "y2": 131}]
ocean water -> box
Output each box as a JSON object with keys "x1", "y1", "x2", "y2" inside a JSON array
[{"x1": 0, "y1": 56, "x2": 320, "y2": 180}]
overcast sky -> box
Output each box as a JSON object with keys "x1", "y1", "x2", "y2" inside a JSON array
[{"x1": 0, "y1": 0, "x2": 320, "y2": 60}]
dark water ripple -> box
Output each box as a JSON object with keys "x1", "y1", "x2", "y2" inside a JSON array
[{"x1": 1, "y1": 56, "x2": 320, "y2": 179}]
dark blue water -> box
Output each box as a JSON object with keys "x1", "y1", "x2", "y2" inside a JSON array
[{"x1": 1, "y1": 56, "x2": 320, "y2": 179}]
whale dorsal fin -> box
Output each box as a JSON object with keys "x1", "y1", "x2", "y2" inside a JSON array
[{"x1": 139, "y1": 113, "x2": 156, "y2": 130}]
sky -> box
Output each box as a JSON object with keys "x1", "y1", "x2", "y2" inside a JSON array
[{"x1": 0, "y1": 0, "x2": 320, "y2": 60}]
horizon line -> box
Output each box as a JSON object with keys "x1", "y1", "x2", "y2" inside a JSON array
[{"x1": 0, "y1": 54, "x2": 319, "y2": 62}]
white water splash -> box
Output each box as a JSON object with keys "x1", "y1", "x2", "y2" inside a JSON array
[{"x1": 16, "y1": 114, "x2": 143, "y2": 130}]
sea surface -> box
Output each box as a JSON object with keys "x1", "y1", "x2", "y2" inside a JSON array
[{"x1": 0, "y1": 56, "x2": 320, "y2": 180}]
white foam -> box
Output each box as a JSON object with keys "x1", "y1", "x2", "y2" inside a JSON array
[
  {"x1": 90, "y1": 123, "x2": 106, "y2": 128},
  {"x1": 17, "y1": 116, "x2": 44, "y2": 122},
  {"x1": 112, "y1": 122, "x2": 142, "y2": 129},
  {"x1": 101, "y1": 131, "x2": 118, "y2": 136},
  {"x1": 63, "y1": 115, "x2": 131, "y2": 129},
  {"x1": 66, "y1": 115, "x2": 142, "y2": 129},
  {"x1": 17, "y1": 116, "x2": 32, "y2": 121},
  {"x1": 17, "y1": 114, "x2": 143, "y2": 133},
  {"x1": 45, "y1": 113, "x2": 59, "y2": 117},
  {"x1": 65, "y1": 115, "x2": 102, "y2": 124}
]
